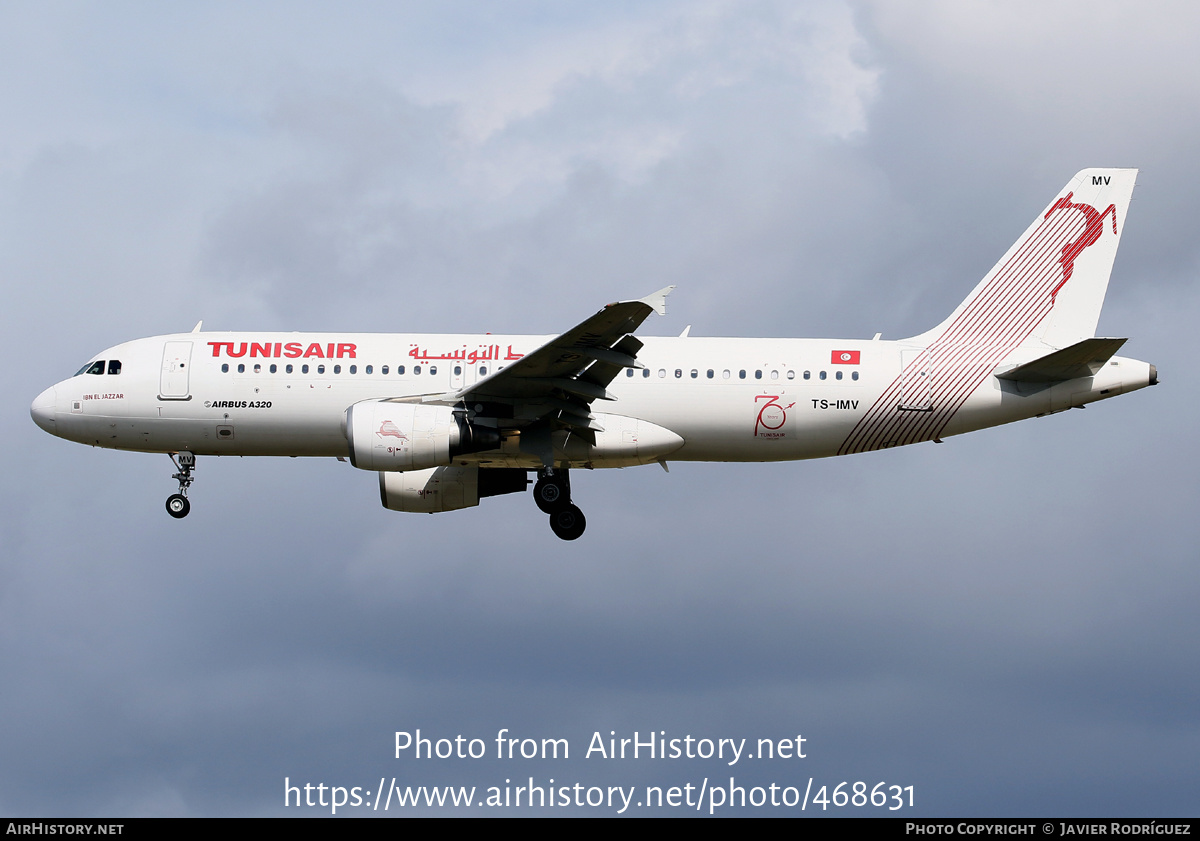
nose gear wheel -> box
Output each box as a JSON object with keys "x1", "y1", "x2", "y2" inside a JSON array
[
  {"x1": 166, "y1": 452, "x2": 196, "y2": 519},
  {"x1": 166, "y1": 494, "x2": 190, "y2": 518}
]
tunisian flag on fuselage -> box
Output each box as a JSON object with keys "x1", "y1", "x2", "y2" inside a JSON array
[{"x1": 831, "y1": 350, "x2": 860, "y2": 365}]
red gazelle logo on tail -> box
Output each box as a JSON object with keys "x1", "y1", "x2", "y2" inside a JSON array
[{"x1": 1044, "y1": 192, "x2": 1118, "y2": 301}]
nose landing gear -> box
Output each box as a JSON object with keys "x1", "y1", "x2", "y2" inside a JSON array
[
  {"x1": 534, "y1": 469, "x2": 586, "y2": 540},
  {"x1": 166, "y1": 451, "x2": 195, "y2": 519}
]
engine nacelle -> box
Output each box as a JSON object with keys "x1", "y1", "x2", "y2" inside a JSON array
[
  {"x1": 345, "y1": 400, "x2": 499, "y2": 471},
  {"x1": 380, "y1": 466, "x2": 478, "y2": 512},
  {"x1": 379, "y1": 466, "x2": 528, "y2": 513}
]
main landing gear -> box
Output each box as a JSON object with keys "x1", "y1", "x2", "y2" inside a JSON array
[
  {"x1": 534, "y1": 468, "x2": 586, "y2": 540},
  {"x1": 165, "y1": 451, "x2": 195, "y2": 519}
]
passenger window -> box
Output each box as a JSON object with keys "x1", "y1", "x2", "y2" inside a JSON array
[
  {"x1": 334, "y1": 365, "x2": 342, "y2": 374},
  {"x1": 302, "y1": 364, "x2": 309, "y2": 374},
  {"x1": 397, "y1": 365, "x2": 405, "y2": 375},
  {"x1": 455, "y1": 365, "x2": 462, "y2": 376},
  {"x1": 414, "y1": 366, "x2": 421, "y2": 375},
  {"x1": 381, "y1": 365, "x2": 389, "y2": 375},
  {"x1": 722, "y1": 370, "x2": 730, "y2": 379},
  {"x1": 429, "y1": 366, "x2": 437, "y2": 376},
  {"x1": 285, "y1": 364, "x2": 293, "y2": 374},
  {"x1": 804, "y1": 370, "x2": 811, "y2": 380},
  {"x1": 221, "y1": 363, "x2": 229, "y2": 373},
  {"x1": 754, "y1": 370, "x2": 762, "y2": 380},
  {"x1": 739, "y1": 370, "x2": 746, "y2": 379},
  {"x1": 787, "y1": 370, "x2": 795, "y2": 380},
  {"x1": 108, "y1": 360, "x2": 122, "y2": 375},
  {"x1": 480, "y1": 367, "x2": 487, "y2": 376},
  {"x1": 836, "y1": 370, "x2": 843, "y2": 380},
  {"x1": 819, "y1": 371, "x2": 827, "y2": 380},
  {"x1": 690, "y1": 369, "x2": 698, "y2": 378},
  {"x1": 658, "y1": 369, "x2": 666, "y2": 378},
  {"x1": 626, "y1": 369, "x2": 634, "y2": 377},
  {"x1": 642, "y1": 369, "x2": 649, "y2": 378},
  {"x1": 238, "y1": 364, "x2": 245, "y2": 373},
  {"x1": 317, "y1": 364, "x2": 325, "y2": 374},
  {"x1": 269, "y1": 364, "x2": 277, "y2": 373},
  {"x1": 349, "y1": 365, "x2": 357, "y2": 374},
  {"x1": 254, "y1": 364, "x2": 261, "y2": 373},
  {"x1": 770, "y1": 370, "x2": 778, "y2": 380},
  {"x1": 706, "y1": 369, "x2": 714, "y2": 379},
  {"x1": 852, "y1": 371, "x2": 859, "y2": 381},
  {"x1": 366, "y1": 365, "x2": 373, "y2": 374},
  {"x1": 675, "y1": 369, "x2": 682, "y2": 378}
]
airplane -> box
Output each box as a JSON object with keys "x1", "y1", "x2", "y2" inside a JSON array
[{"x1": 30, "y1": 169, "x2": 1156, "y2": 540}]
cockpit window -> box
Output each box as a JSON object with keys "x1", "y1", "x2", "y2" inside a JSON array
[
  {"x1": 76, "y1": 361, "x2": 105, "y2": 376},
  {"x1": 107, "y1": 360, "x2": 121, "y2": 375}
]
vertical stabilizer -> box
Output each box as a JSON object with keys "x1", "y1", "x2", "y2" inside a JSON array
[
  {"x1": 911, "y1": 168, "x2": 1137, "y2": 350},
  {"x1": 840, "y1": 169, "x2": 1138, "y2": 456}
]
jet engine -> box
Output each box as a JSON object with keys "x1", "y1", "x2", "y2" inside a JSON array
[
  {"x1": 379, "y1": 465, "x2": 528, "y2": 513},
  {"x1": 345, "y1": 401, "x2": 499, "y2": 472}
]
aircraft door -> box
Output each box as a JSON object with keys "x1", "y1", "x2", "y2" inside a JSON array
[
  {"x1": 160, "y1": 341, "x2": 193, "y2": 400},
  {"x1": 899, "y1": 349, "x2": 933, "y2": 412},
  {"x1": 450, "y1": 361, "x2": 485, "y2": 391}
]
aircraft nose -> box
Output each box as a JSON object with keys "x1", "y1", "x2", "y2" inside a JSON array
[{"x1": 30, "y1": 386, "x2": 57, "y2": 433}]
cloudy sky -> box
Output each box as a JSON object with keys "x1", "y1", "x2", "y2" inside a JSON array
[{"x1": 3, "y1": 0, "x2": 1197, "y2": 817}]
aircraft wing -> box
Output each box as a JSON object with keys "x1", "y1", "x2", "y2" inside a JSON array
[{"x1": 432, "y1": 286, "x2": 674, "y2": 442}]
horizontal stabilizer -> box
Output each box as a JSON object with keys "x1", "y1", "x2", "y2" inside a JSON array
[{"x1": 996, "y1": 338, "x2": 1127, "y2": 383}]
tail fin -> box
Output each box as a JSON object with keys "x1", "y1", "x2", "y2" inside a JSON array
[{"x1": 911, "y1": 168, "x2": 1137, "y2": 350}]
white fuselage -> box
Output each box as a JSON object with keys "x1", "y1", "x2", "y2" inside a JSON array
[{"x1": 31, "y1": 330, "x2": 1155, "y2": 467}]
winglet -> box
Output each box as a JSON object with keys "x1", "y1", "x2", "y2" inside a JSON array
[
  {"x1": 638, "y1": 285, "x2": 675, "y2": 316},
  {"x1": 191, "y1": 320, "x2": 203, "y2": 333}
]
